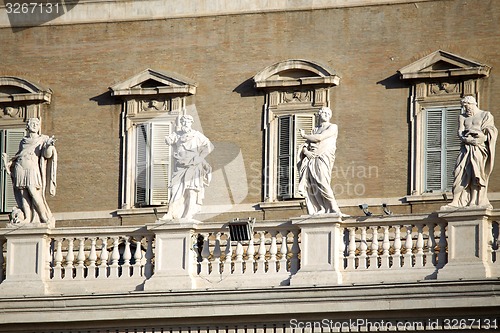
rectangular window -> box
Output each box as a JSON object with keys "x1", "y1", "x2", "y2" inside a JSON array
[
  {"x1": 135, "y1": 122, "x2": 172, "y2": 206},
  {"x1": 424, "y1": 106, "x2": 461, "y2": 192},
  {"x1": 276, "y1": 113, "x2": 315, "y2": 199},
  {"x1": 0, "y1": 128, "x2": 25, "y2": 212}
]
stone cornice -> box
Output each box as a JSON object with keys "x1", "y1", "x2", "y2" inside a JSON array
[{"x1": 0, "y1": 0, "x2": 439, "y2": 28}]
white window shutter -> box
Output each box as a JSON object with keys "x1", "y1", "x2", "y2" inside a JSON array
[
  {"x1": 135, "y1": 123, "x2": 149, "y2": 206},
  {"x1": 1, "y1": 128, "x2": 25, "y2": 212},
  {"x1": 425, "y1": 109, "x2": 443, "y2": 192},
  {"x1": 293, "y1": 114, "x2": 315, "y2": 198},
  {"x1": 150, "y1": 122, "x2": 171, "y2": 205},
  {"x1": 277, "y1": 115, "x2": 293, "y2": 199}
]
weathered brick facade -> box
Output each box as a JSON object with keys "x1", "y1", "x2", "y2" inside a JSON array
[{"x1": 0, "y1": 0, "x2": 499, "y2": 224}]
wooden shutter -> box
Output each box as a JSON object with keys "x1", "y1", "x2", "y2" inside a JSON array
[
  {"x1": 277, "y1": 115, "x2": 293, "y2": 199},
  {"x1": 425, "y1": 106, "x2": 461, "y2": 192},
  {"x1": 444, "y1": 107, "x2": 461, "y2": 190},
  {"x1": 293, "y1": 114, "x2": 315, "y2": 197},
  {"x1": 150, "y1": 123, "x2": 171, "y2": 205},
  {"x1": 1, "y1": 128, "x2": 25, "y2": 212},
  {"x1": 277, "y1": 113, "x2": 316, "y2": 199},
  {"x1": 135, "y1": 123, "x2": 149, "y2": 206},
  {"x1": 425, "y1": 109, "x2": 443, "y2": 192}
]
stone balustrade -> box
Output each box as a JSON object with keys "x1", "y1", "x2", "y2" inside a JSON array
[{"x1": 0, "y1": 209, "x2": 498, "y2": 296}]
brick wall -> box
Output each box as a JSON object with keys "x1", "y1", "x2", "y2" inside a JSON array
[{"x1": 0, "y1": 0, "x2": 499, "y2": 219}]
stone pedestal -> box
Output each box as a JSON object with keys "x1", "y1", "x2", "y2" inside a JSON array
[
  {"x1": 143, "y1": 219, "x2": 199, "y2": 291},
  {"x1": 0, "y1": 225, "x2": 50, "y2": 296},
  {"x1": 437, "y1": 208, "x2": 495, "y2": 280},
  {"x1": 290, "y1": 214, "x2": 343, "y2": 286}
]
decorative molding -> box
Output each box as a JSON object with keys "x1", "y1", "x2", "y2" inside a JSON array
[
  {"x1": 109, "y1": 68, "x2": 197, "y2": 97},
  {"x1": 398, "y1": 50, "x2": 491, "y2": 80},
  {"x1": 0, "y1": 77, "x2": 52, "y2": 104}
]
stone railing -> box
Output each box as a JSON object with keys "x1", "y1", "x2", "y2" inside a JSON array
[{"x1": 0, "y1": 208, "x2": 498, "y2": 296}]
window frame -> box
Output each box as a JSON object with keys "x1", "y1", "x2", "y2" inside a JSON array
[{"x1": 253, "y1": 60, "x2": 340, "y2": 203}]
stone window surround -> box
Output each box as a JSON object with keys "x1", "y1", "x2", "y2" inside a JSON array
[
  {"x1": 253, "y1": 59, "x2": 340, "y2": 205},
  {"x1": 109, "y1": 68, "x2": 197, "y2": 210},
  {"x1": 398, "y1": 50, "x2": 491, "y2": 201}
]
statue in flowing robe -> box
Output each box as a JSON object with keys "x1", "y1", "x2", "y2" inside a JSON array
[
  {"x1": 297, "y1": 107, "x2": 345, "y2": 217},
  {"x1": 162, "y1": 114, "x2": 213, "y2": 220},
  {"x1": 446, "y1": 96, "x2": 497, "y2": 209},
  {"x1": 1, "y1": 118, "x2": 57, "y2": 225}
]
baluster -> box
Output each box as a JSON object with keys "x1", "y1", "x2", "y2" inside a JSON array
[
  {"x1": 380, "y1": 226, "x2": 390, "y2": 269},
  {"x1": 268, "y1": 231, "x2": 278, "y2": 273},
  {"x1": 234, "y1": 241, "x2": 244, "y2": 274},
  {"x1": 278, "y1": 231, "x2": 288, "y2": 273},
  {"x1": 212, "y1": 233, "x2": 222, "y2": 275},
  {"x1": 53, "y1": 238, "x2": 63, "y2": 280},
  {"x1": 245, "y1": 236, "x2": 255, "y2": 275},
  {"x1": 75, "y1": 237, "x2": 86, "y2": 279},
  {"x1": 425, "y1": 223, "x2": 436, "y2": 267},
  {"x1": 98, "y1": 237, "x2": 109, "y2": 279},
  {"x1": 346, "y1": 227, "x2": 357, "y2": 270},
  {"x1": 200, "y1": 233, "x2": 211, "y2": 276},
  {"x1": 122, "y1": 236, "x2": 132, "y2": 277},
  {"x1": 256, "y1": 232, "x2": 267, "y2": 273},
  {"x1": 110, "y1": 236, "x2": 120, "y2": 278},
  {"x1": 87, "y1": 237, "x2": 97, "y2": 279},
  {"x1": 369, "y1": 226, "x2": 379, "y2": 270},
  {"x1": 132, "y1": 236, "x2": 143, "y2": 278},
  {"x1": 223, "y1": 233, "x2": 233, "y2": 275},
  {"x1": 403, "y1": 225, "x2": 413, "y2": 268},
  {"x1": 65, "y1": 238, "x2": 75, "y2": 279},
  {"x1": 358, "y1": 227, "x2": 367, "y2": 270},
  {"x1": 144, "y1": 235, "x2": 154, "y2": 279},
  {"x1": 290, "y1": 230, "x2": 300, "y2": 274},
  {"x1": 393, "y1": 225, "x2": 402, "y2": 268},
  {"x1": 437, "y1": 223, "x2": 447, "y2": 268},
  {"x1": 414, "y1": 224, "x2": 425, "y2": 268}
]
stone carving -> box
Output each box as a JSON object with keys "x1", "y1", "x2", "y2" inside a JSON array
[
  {"x1": 429, "y1": 82, "x2": 459, "y2": 95},
  {"x1": 1, "y1": 106, "x2": 21, "y2": 119},
  {"x1": 283, "y1": 91, "x2": 311, "y2": 103},
  {"x1": 142, "y1": 99, "x2": 167, "y2": 112},
  {"x1": 162, "y1": 114, "x2": 213, "y2": 220},
  {"x1": 297, "y1": 107, "x2": 345, "y2": 217},
  {"x1": 1, "y1": 118, "x2": 57, "y2": 226},
  {"x1": 445, "y1": 96, "x2": 497, "y2": 209}
]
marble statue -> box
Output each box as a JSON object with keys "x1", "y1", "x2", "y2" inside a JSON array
[
  {"x1": 1, "y1": 118, "x2": 57, "y2": 225},
  {"x1": 162, "y1": 114, "x2": 213, "y2": 220},
  {"x1": 297, "y1": 106, "x2": 345, "y2": 217},
  {"x1": 446, "y1": 96, "x2": 497, "y2": 209}
]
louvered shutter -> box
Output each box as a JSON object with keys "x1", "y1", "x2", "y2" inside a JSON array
[
  {"x1": 135, "y1": 123, "x2": 149, "y2": 206},
  {"x1": 1, "y1": 129, "x2": 25, "y2": 212},
  {"x1": 425, "y1": 109, "x2": 443, "y2": 192},
  {"x1": 277, "y1": 115, "x2": 293, "y2": 199},
  {"x1": 150, "y1": 123, "x2": 171, "y2": 205},
  {"x1": 294, "y1": 114, "x2": 315, "y2": 197},
  {"x1": 445, "y1": 107, "x2": 461, "y2": 191},
  {"x1": 425, "y1": 106, "x2": 461, "y2": 192}
]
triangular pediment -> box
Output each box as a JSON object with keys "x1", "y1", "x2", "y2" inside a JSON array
[
  {"x1": 110, "y1": 68, "x2": 197, "y2": 96},
  {"x1": 254, "y1": 59, "x2": 340, "y2": 88},
  {"x1": 398, "y1": 50, "x2": 490, "y2": 80},
  {"x1": 0, "y1": 77, "x2": 51, "y2": 103}
]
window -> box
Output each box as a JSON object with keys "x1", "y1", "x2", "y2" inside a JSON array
[
  {"x1": 109, "y1": 69, "x2": 197, "y2": 209},
  {"x1": 0, "y1": 76, "x2": 52, "y2": 213},
  {"x1": 424, "y1": 106, "x2": 461, "y2": 192},
  {"x1": 253, "y1": 60, "x2": 340, "y2": 202},
  {"x1": 0, "y1": 128, "x2": 25, "y2": 212},
  {"x1": 398, "y1": 50, "x2": 491, "y2": 196}
]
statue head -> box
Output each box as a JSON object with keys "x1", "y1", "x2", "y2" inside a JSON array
[
  {"x1": 461, "y1": 96, "x2": 478, "y2": 116},
  {"x1": 318, "y1": 107, "x2": 332, "y2": 121},
  {"x1": 180, "y1": 114, "x2": 194, "y2": 132},
  {"x1": 26, "y1": 118, "x2": 41, "y2": 134}
]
